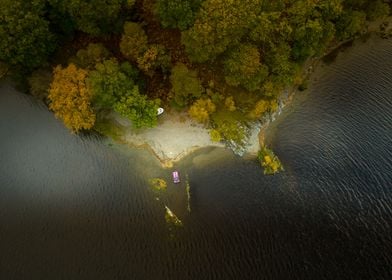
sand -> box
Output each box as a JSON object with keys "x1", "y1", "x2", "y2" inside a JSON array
[
  {"x1": 111, "y1": 111, "x2": 261, "y2": 166},
  {"x1": 112, "y1": 111, "x2": 228, "y2": 164}
]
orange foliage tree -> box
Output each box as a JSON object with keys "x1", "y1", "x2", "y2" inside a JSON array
[{"x1": 48, "y1": 64, "x2": 96, "y2": 133}]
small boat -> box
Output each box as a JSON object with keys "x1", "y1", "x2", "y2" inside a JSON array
[
  {"x1": 172, "y1": 170, "x2": 180, "y2": 183},
  {"x1": 157, "y1": 107, "x2": 164, "y2": 115}
]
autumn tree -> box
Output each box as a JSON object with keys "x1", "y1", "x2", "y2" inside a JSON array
[
  {"x1": 70, "y1": 43, "x2": 111, "y2": 69},
  {"x1": 137, "y1": 44, "x2": 171, "y2": 75},
  {"x1": 264, "y1": 43, "x2": 296, "y2": 86},
  {"x1": 120, "y1": 22, "x2": 149, "y2": 61},
  {"x1": 170, "y1": 63, "x2": 204, "y2": 107},
  {"x1": 49, "y1": 0, "x2": 134, "y2": 35},
  {"x1": 258, "y1": 146, "x2": 283, "y2": 175},
  {"x1": 188, "y1": 98, "x2": 216, "y2": 124},
  {"x1": 248, "y1": 98, "x2": 278, "y2": 119},
  {"x1": 48, "y1": 64, "x2": 95, "y2": 132},
  {"x1": 286, "y1": 1, "x2": 338, "y2": 61},
  {"x1": 155, "y1": 0, "x2": 202, "y2": 30},
  {"x1": 212, "y1": 120, "x2": 247, "y2": 149},
  {"x1": 335, "y1": 10, "x2": 367, "y2": 40},
  {"x1": 249, "y1": 12, "x2": 290, "y2": 48},
  {"x1": 181, "y1": 0, "x2": 262, "y2": 62},
  {"x1": 248, "y1": 99, "x2": 269, "y2": 120},
  {"x1": 224, "y1": 44, "x2": 269, "y2": 92},
  {"x1": 0, "y1": 0, "x2": 55, "y2": 69},
  {"x1": 209, "y1": 129, "x2": 222, "y2": 142},
  {"x1": 28, "y1": 69, "x2": 53, "y2": 102}
]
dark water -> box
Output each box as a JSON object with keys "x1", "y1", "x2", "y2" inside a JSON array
[{"x1": 1, "y1": 35, "x2": 392, "y2": 279}]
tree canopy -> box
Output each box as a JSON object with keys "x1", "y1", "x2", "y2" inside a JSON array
[
  {"x1": 48, "y1": 64, "x2": 96, "y2": 132},
  {"x1": 113, "y1": 86, "x2": 160, "y2": 129},
  {"x1": 156, "y1": 0, "x2": 202, "y2": 30},
  {"x1": 2, "y1": 0, "x2": 391, "y2": 145},
  {"x1": 88, "y1": 58, "x2": 136, "y2": 109},
  {"x1": 120, "y1": 22, "x2": 149, "y2": 62},
  {"x1": 170, "y1": 63, "x2": 204, "y2": 107},
  {"x1": 0, "y1": 0, "x2": 55, "y2": 70},
  {"x1": 224, "y1": 44, "x2": 269, "y2": 92},
  {"x1": 48, "y1": 0, "x2": 134, "y2": 35},
  {"x1": 181, "y1": 0, "x2": 261, "y2": 62}
]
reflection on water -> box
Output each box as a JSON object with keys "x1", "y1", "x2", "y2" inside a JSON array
[{"x1": 1, "y1": 35, "x2": 392, "y2": 279}]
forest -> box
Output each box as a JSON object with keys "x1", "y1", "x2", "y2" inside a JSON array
[{"x1": 0, "y1": 0, "x2": 390, "y2": 152}]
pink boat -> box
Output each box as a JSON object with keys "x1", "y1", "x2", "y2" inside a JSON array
[{"x1": 172, "y1": 171, "x2": 180, "y2": 183}]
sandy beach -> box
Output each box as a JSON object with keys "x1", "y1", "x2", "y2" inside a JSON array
[{"x1": 111, "y1": 110, "x2": 261, "y2": 166}]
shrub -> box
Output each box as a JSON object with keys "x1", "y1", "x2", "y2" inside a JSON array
[
  {"x1": 49, "y1": 0, "x2": 132, "y2": 35},
  {"x1": 149, "y1": 178, "x2": 167, "y2": 191},
  {"x1": 248, "y1": 99, "x2": 269, "y2": 119},
  {"x1": 214, "y1": 120, "x2": 247, "y2": 148},
  {"x1": 71, "y1": 43, "x2": 110, "y2": 69},
  {"x1": 209, "y1": 129, "x2": 222, "y2": 142},
  {"x1": 155, "y1": 0, "x2": 201, "y2": 30},
  {"x1": 188, "y1": 98, "x2": 216, "y2": 124},
  {"x1": 258, "y1": 146, "x2": 283, "y2": 175},
  {"x1": 248, "y1": 98, "x2": 279, "y2": 119}
]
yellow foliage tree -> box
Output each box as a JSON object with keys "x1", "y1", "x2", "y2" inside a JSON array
[
  {"x1": 248, "y1": 98, "x2": 279, "y2": 119},
  {"x1": 209, "y1": 129, "x2": 222, "y2": 142},
  {"x1": 48, "y1": 64, "x2": 95, "y2": 133},
  {"x1": 248, "y1": 99, "x2": 269, "y2": 119},
  {"x1": 188, "y1": 98, "x2": 216, "y2": 124}
]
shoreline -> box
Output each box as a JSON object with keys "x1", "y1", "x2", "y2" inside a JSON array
[
  {"x1": 257, "y1": 17, "x2": 392, "y2": 149},
  {"x1": 108, "y1": 111, "x2": 227, "y2": 168},
  {"x1": 3, "y1": 19, "x2": 389, "y2": 168},
  {"x1": 108, "y1": 17, "x2": 392, "y2": 168}
]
